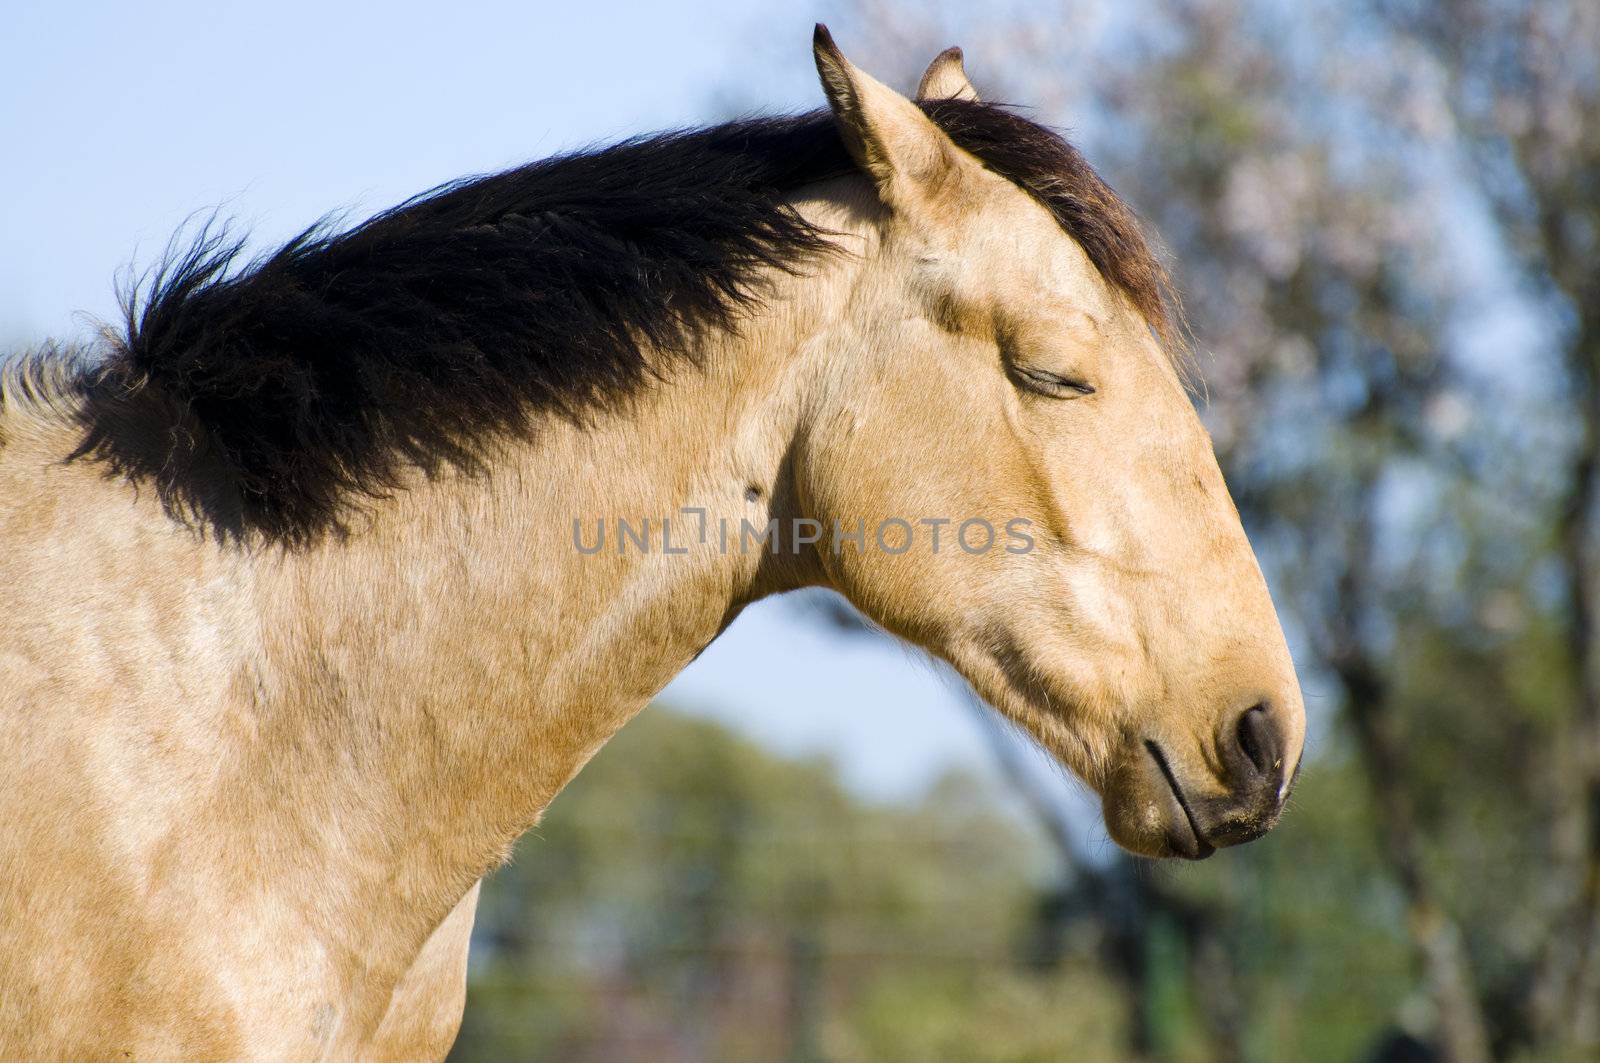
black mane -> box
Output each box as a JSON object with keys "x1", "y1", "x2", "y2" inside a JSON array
[{"x1": 77, "y1": 101, "x2": 1173, "y2": 543}]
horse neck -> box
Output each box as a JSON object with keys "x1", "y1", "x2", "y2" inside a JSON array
[{"x1": 249, "y1": 194, "x2": 871, "y2": 909}]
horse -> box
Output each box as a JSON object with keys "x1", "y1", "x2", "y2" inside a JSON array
[{"x1": 0, "y1": 26, "x2": 1305, "y2": 1060}]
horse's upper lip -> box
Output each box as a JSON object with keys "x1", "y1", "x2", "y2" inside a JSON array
[{"x1": 1145, "y1": 740, "x2": 1215, "y2": 860}]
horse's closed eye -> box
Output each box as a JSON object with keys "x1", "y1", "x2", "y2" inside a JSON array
[{"x1": 1010, "y1": 364, "x2": 1097, "y2": 398}]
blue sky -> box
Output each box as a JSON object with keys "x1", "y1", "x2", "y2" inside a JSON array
[
  {"x1": 3, "y1": 1, "x2": 816, "y2": 338},
  {"x1": 2, "y1": 0, "x2": 1028, "y2": 801}
]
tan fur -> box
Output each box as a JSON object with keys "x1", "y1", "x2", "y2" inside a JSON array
[
  {"x1": 916, "y1": 46, "x2": 980, "y2": 102},
  {"x1": 0, "y1": 36, "x2": 1303, "y2": 1059}
]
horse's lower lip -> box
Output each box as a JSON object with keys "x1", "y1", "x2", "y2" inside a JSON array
[{"x1": 1145, "y1": 740, "x2": 1215, "y2": 860}]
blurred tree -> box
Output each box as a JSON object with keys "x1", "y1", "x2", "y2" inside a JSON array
[
  {"x1": 456, "y1": 707, "x2": 1129, "y2": 1062},
  {"x1": 1378, "y1": 5, "x2": 1600, "y2": 1045},
  {"x1": 813, "y1": 0, "x2": 1599, "y2": 1058}
]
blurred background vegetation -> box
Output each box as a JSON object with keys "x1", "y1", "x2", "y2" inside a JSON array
[{"x1": 453, "y1": 1, "x2": 1600, "y2": 1060}]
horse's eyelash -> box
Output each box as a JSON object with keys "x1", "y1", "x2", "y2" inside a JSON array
[{"x1": 1013, "y1": 364, "x2": 1096, "y2": 397}]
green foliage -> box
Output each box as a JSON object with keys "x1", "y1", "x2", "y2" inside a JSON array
[
  {"x1": 452, "y1": 698, "x2": 1510, "y2": 1062},
  {"x1": 1173, "y1": 758, "x2": 1416, "y2": 1062},
  {"x1": 830, "y1": 964, "x2": 1128, "y2": 1063},
  {"x1": 454, "y1": 707, "x2": 1096, "y2": 1060}
]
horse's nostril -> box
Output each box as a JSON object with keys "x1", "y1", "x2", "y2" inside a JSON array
[{"x1": 1234, "y1": 703, "x2": 1276, "y2": 777}]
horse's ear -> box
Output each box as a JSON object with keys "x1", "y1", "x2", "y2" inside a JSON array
[
  {"x1": 812, "y1": 24, "x2": 961, "y2": 207},
  {"x1": 917, "y1": 47, "x2": 979, "y2": 102}
]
